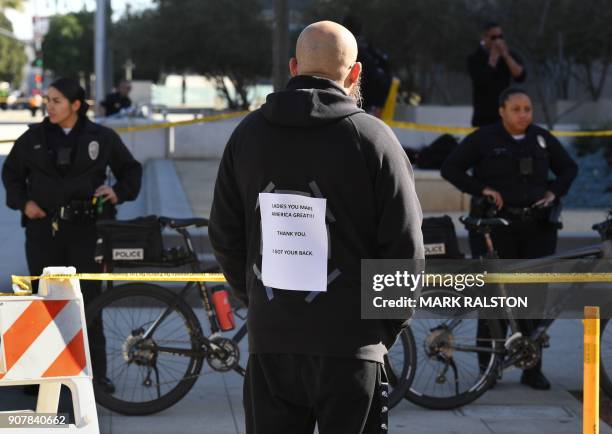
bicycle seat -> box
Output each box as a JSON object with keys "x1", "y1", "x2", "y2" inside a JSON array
[
  {"x1": 460, "y1": 215, "x2": 510, "y2": 231},
  {"x1": 159, "y1": 217, "x2": 209, "y2": 228}
]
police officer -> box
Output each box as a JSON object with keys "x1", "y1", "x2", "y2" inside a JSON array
[
  {"x1": 101, "y1": 80, "x2": 132, "y2": 117},
  {"x1": 441, "y1": 87, "x2": 578, "y2": 389},
  {"x1": 342, "y1": 15, "x2": 392, "y2": 117},
  {"x1": 2, "y1": 77, "x2": 142, "y2": 393}
]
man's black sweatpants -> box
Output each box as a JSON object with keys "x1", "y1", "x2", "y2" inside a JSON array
[{"x1": 244, "y1": 354, "x2": 388, "y2": 434}]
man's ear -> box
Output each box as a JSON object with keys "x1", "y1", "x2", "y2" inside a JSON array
[
  {"x1": 349, "y1": 62, "x2": 362, "y2": 84},
  {"x1": 289, "y1": 58, "x2": 299, "y2": 77}
]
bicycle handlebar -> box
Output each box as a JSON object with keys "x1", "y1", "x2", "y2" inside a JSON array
[
  {"x1": 592, "y1": 211, "x2": 612, "y2": 240},
  {"x1": 459, "y1": 215, "x2": 510, "y2": 232},
  {"x1": 158, "y1": 216, "x2": 209, "y2": 229}
]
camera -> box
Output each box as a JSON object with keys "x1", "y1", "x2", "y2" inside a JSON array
[{"x1": 470, "y1": 195, "x2": 498, "y2": 219}]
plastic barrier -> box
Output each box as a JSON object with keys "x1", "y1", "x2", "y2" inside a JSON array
[{"x1": 0, "y1": 266, "x2": 99, "y2": 433}]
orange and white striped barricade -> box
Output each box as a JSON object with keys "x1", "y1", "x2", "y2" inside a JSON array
[{"x1": 0, "y1": 266, "x2": 99, "y2": 433}]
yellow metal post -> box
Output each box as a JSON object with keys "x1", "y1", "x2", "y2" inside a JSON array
[
  {"x1": 584, "y1": 306, "x2": 600, "y2": 434},
  {"x1": 381, "y1": 78, "x2": 400, "y2": 122}
]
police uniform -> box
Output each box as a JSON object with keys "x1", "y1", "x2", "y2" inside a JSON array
[
  {"x1": 2, "y1": 116, "x2": 142, "y2": 382},
  {"x1": 441, "y1": 121, "x2": 577, "y2": 383},
  {"x1": 442, "y1": 121, "x2": 577, "y2": 256},
  {"x1": 102, "y1": 92, "x2": 132, "y2": 117}
]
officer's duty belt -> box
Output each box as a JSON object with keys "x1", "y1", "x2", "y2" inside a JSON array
[
  {"x1": 59, "y1": 200, "x2": 96, "y2": 223},
  {"x1": 500, "y1": 205, "x2": 550, "y2": 223}
]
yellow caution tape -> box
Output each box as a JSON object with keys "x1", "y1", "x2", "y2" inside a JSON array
[
  {"x1": 113, "y1": 111, "x2": 249, "y2": 134},
  {"x1": 5, "y1": 271, "x2": 612, "y2": 295},
  {"x1": 387, "y1": 120, "x2": 475, "y2": 135},
  {"x1": 8, "y1": 272, "x2": 227, "y2": 294},
  {"x1": 388, "y1": 120, "x2": 612, "y2": 137},
  {"x1": 550, "y1": 129, "x2": 612, "y2": 137},
  {"x1": 0, "y1": 111, "x2": 249, "y2": 145},
  {"x1": 3, "y1": 109, "x2": 612, "y2": 143},
  {"x1": 485, "y1": 272, "x2": 612, "y2": 284}
]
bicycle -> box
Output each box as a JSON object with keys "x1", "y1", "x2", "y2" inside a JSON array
[
  {"x1": 400, "y1": 209, "x2": 612, "y2": 410},
  {"x1": 86, "y1": 216, "x2": 417, "y2": 415}
]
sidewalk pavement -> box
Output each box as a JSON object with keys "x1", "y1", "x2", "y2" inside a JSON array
[
  {"x1": 95, "y1": 318, "x2": 612, "y2": 434},
  {"x1": 0, "y1": 318, "x2": 602, "y2": 434}
]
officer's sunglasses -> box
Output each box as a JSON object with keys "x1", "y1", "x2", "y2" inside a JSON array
[{"x1": 490, "y1": 34, "x2": 504, "y2": 41}]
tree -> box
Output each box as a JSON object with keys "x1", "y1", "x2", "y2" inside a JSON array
[
  {"x1": 111, "y1": 9, "x2": 163, "y2": 83},
  {"x1": 111, "y1": 0, "x2": 273, "y2": 108},
  {"x1": 0, "y1": 12, "x2": 26, "y2": 86},
  {"x1": 0, "y1": 0, "x2": 23, "y2": 10},
  {"x1": 42, "y1": 12, "x2": 94, "y2": 85},
  {"x1": 306, "y1": 0, "x2": 612, "y2": 121},
  {"x1": 305, "y1": 0, "x2": 478, "y2": 104},
  {"x1": 562, "y1": 0, "x2": 612, "y2": 101},
  {"x1": 469, "y1": 0, "x2": 612, "y2": 127},
  {"x1": 157, "y1": 0, "x2": 272, "y2": 109}
]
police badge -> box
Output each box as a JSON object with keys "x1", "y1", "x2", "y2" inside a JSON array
[
  {"x1": 537, "y1": 135, "x2": 547, "y2": 149},
  {"x1": 88, "y1": 141, "x2": 100, "y2": 160}
]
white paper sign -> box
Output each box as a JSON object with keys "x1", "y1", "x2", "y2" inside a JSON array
[{"x1": 259, "y1": 192, "x2": 328, "y2": 292}]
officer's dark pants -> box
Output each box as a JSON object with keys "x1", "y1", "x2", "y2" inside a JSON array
[
  {"x1": 475, "y1": 220, "x2": 558, "y2": 374},
  {"x1": 244, "y1": 354, "x2": 388, "y2": 434},
  {"x1": 25, "y1": 218, "x2": 106, "y2": 379}
]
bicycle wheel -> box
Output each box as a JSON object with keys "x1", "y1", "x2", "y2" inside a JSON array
[
  {"x1": 384, "y1": 328, "x2": 417, "y2": 409},
  {"x1": 600, "y1": 319, "x2": 612, "y2": 398},
  {"x1": 86, "y1": 283, "x2": 205, "y2": 415},
  {"x1": 404, "y1": 313, "x2": 504, "y2": 410}
]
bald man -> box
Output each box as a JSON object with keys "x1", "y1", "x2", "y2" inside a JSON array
[{"x1": 210, "y1": 21, "x2": 423, "y2": 434}]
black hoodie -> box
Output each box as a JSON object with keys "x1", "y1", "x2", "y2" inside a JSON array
[{"x1": 209, "y1": 75, "x2": 424, "y2": 363}]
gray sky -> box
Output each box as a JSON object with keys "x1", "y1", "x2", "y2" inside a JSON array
[{"x1": 5, "y1": 0, "x2": 154, "y2": 40}]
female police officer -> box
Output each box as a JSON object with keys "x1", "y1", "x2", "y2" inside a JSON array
[
  {"x1": 441, "y1": 87, "x2": 578, "y2": 389},
  {"x1": 2, "y1": 78, "x2": 142, "y2": 393}
]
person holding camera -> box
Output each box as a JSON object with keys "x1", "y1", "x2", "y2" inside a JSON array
[
  {"x1": 468, "y1": 21, "x2": 526, "y2": 127},
  {"x1": 441, "y1": 87, "x2": 578, "y2": 389},
  {"x1": 2, "y1": 77, "x2": 142, "y2": 394}
]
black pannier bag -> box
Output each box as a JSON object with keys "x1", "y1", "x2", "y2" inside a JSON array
[
  {"x1": 414, "y1": 134, "x2": 458, "y2": 169},
  {"x1": 95, "y1": 216, "x2": 164, "y2": 265},
  {"x1": 422, "y1": 215, "x2": 464, "y2": 259}
]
